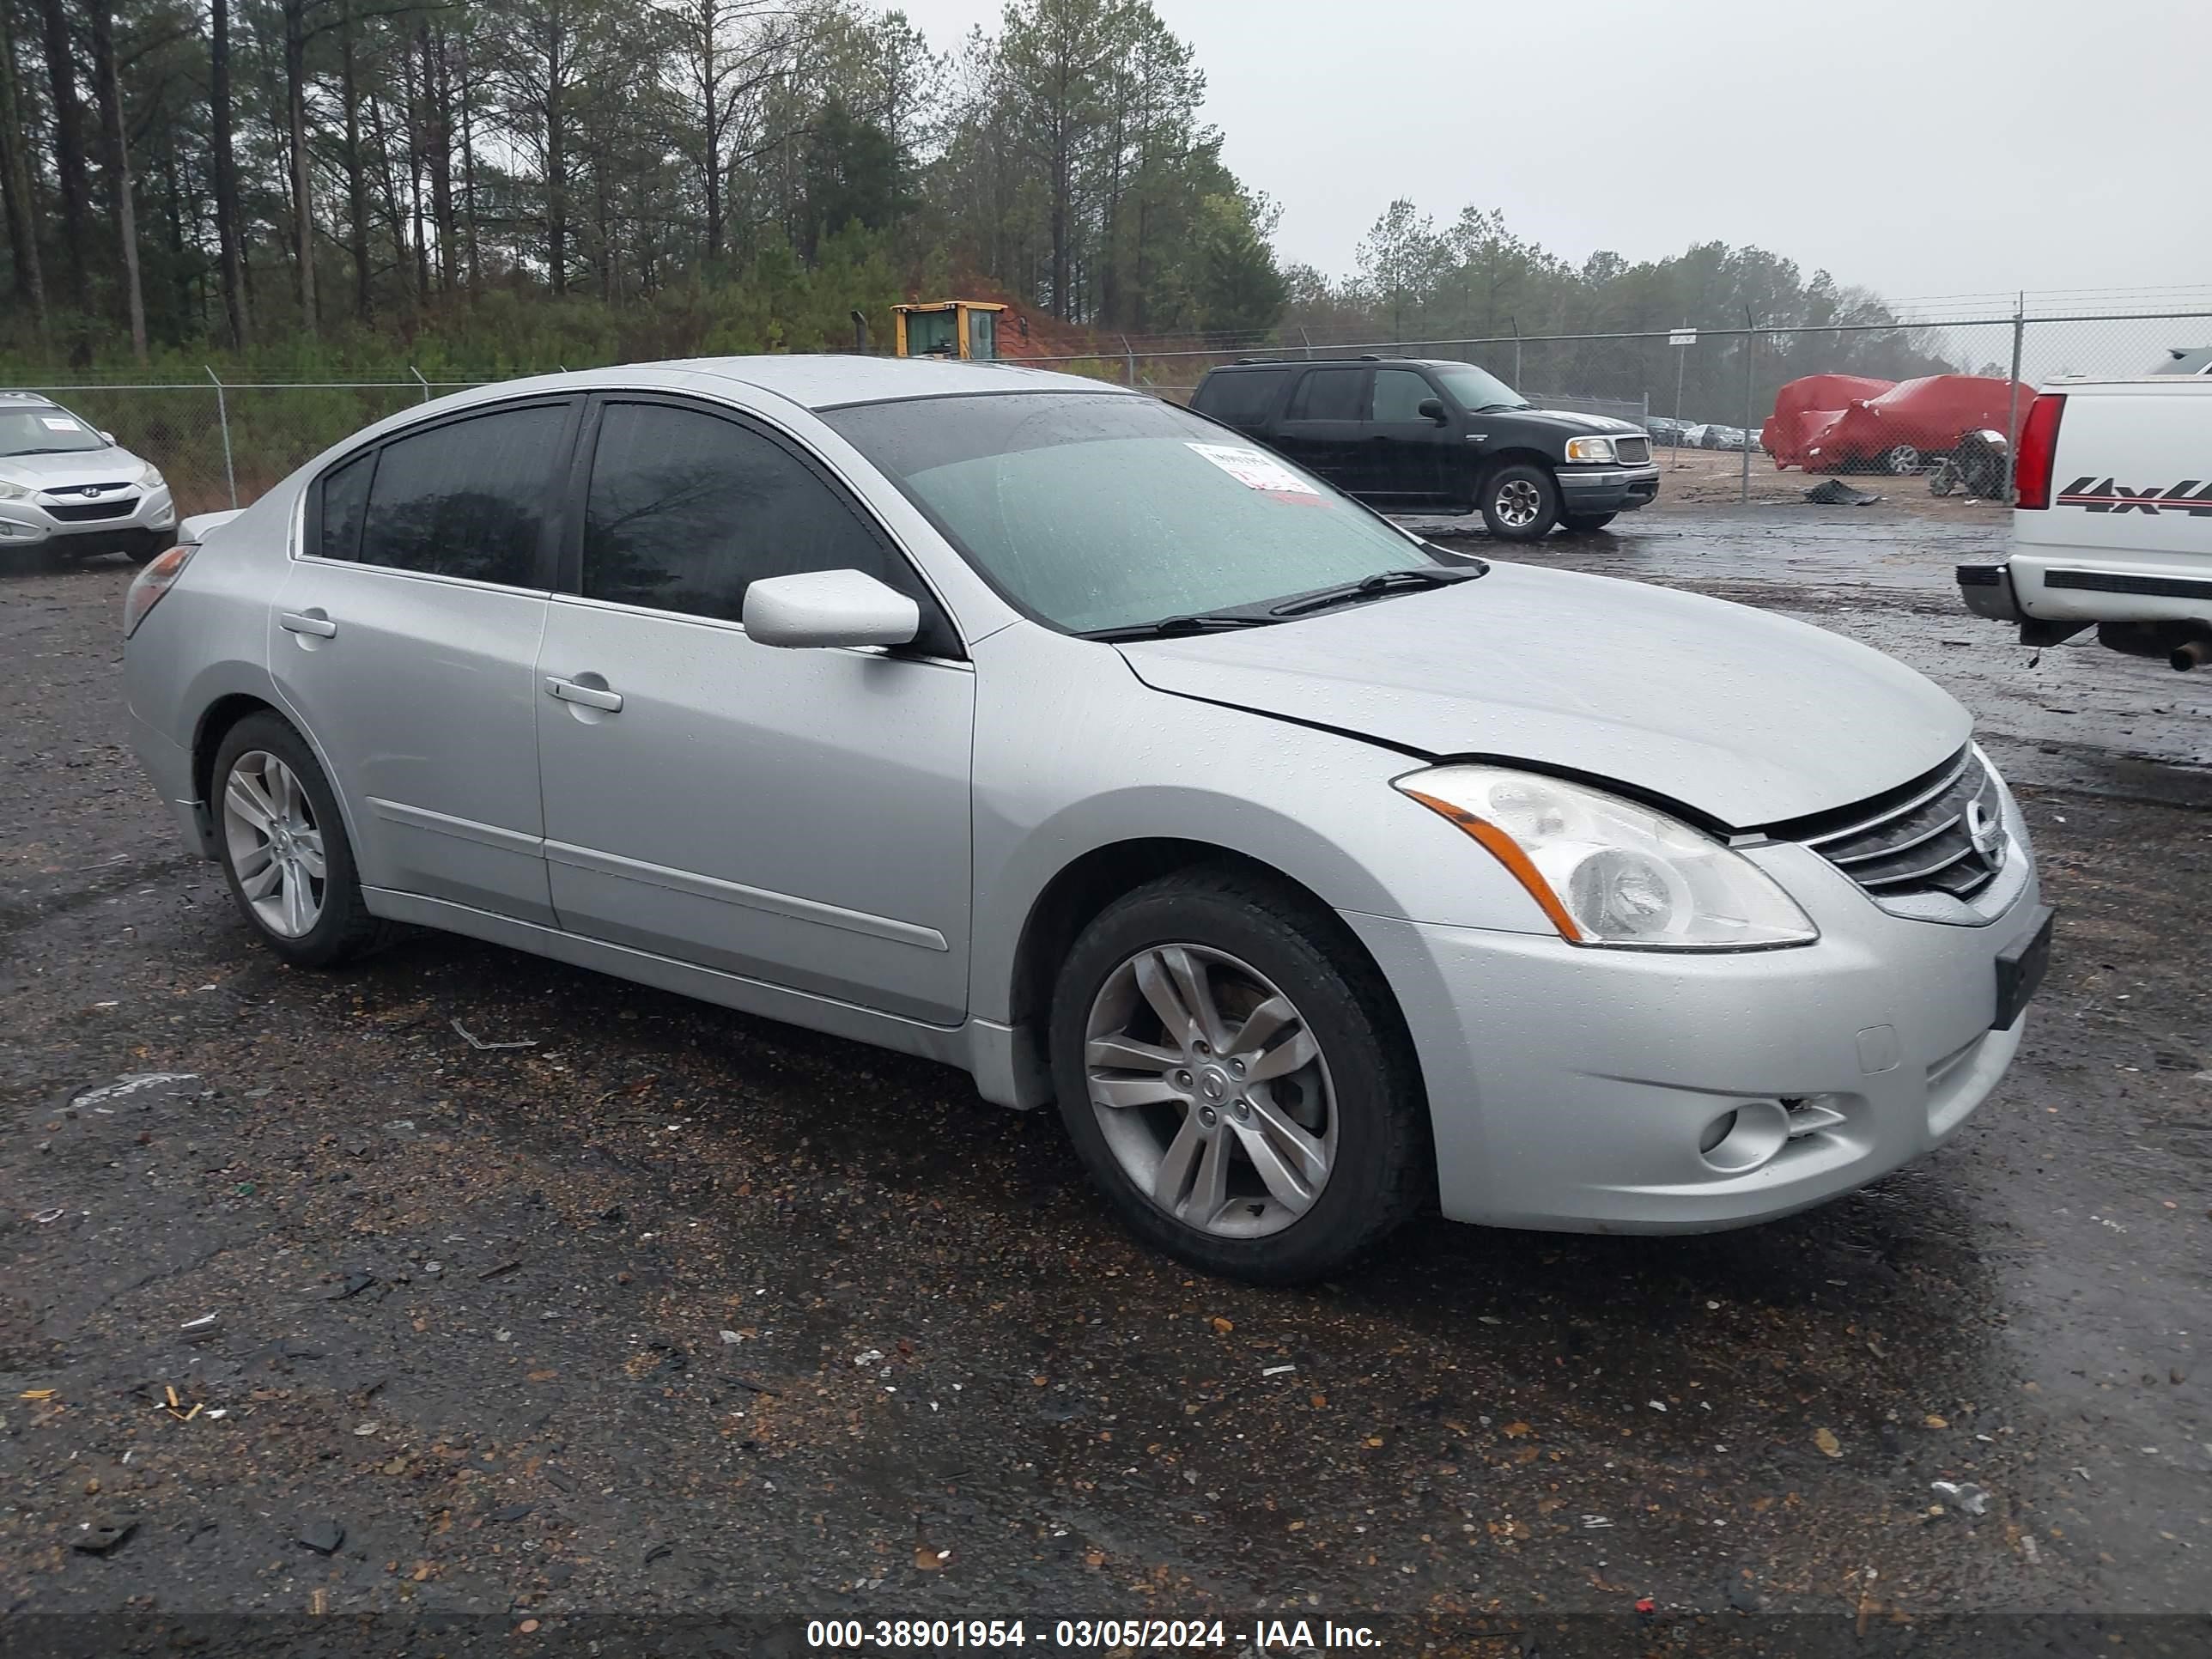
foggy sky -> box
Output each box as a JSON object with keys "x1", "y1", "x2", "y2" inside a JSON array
[{"x1": 896, "y1": 0, "x2": 2212, "y2": 311}]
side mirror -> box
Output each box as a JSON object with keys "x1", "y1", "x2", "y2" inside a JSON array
[
  {"x1": 100, "y1": 430, "x2": 117, "y2": 444},
  {"x1": 743, "y1": 568, "x2": 920, "y2": 650},
  {"x1": 1416, "y1": 398, "x2": 1448, "y2": 425}
]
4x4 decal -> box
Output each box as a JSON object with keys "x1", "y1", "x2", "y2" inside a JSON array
[{"x1": 2058, "y1": 477, "x2": 2212, "y2": 515}]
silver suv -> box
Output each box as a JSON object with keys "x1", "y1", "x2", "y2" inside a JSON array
[
  {"x1": 0, "y1": 392, "x2": 178, "y2": 566},
  {"x1": 120, "y1": 357, "x2": 2051, "y2": 1282}
]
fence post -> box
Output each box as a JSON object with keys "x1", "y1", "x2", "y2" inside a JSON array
[
  {"x1": 205, "y1": 366, "x2": 237, "y2": 509},
  {"x1": 2003, "y1": 292, "x2": 2027, "y2": 503},
  {"x1": 410, "y1": 365, "x2": 430, "y2": 404},
  {"x1": 1120, "y1": 334, "x2": 1134, "y2": 386},
  {"x1": 1512, "y1": 317, "x2": 1522, "y2": 388},
  {"x1": 1298, "y1": 327, "x2": 1312, "y2": 360},
  {"x1": 1741, "y1": 308, "x2": 1756, "y2": 506}
]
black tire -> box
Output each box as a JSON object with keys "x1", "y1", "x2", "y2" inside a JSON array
[
  {"x1": 1048, "y1": 866, "x2": 1431, "y2": 1284},
  {"x1": 1560, "y1": 512, "x2": 1617, "y2": 533},
  {"x1": 122, "y1": 532, "x2": 166, "y2": 565},
  {"x1": 210, "y1": 712, "x2": 400, "y2": 968},
  {"x1": 1479, "y1": 461, "x2": 1561, "y2": 541}
]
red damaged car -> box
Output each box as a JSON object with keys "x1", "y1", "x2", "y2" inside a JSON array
[{"x1": 1763, "y1": 373, "x2": 2036, "y2": 475}]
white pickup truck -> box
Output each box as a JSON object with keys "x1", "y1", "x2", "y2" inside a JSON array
[{"x1": 1957, "y1": 375, "x2": 2212, "y2": 670}]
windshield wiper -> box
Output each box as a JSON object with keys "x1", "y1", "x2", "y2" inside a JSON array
[
  {"x1": 1472, "y1": 402, "x2": 1535, "y2": 413},
  {"x1": 1083, "y1": 613, "x2": 1285, "y2": 642},
  {"x1": 2, "y1": 447, "x2": 92, "y2": 457},
  {"x1": 1267, "y1": 567, "x2": 1480, "y2": 617}
]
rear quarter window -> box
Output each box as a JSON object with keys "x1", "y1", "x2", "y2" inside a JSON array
[{"x1": 1195, "y1": 368, "x2": 1289, "y2": 426}]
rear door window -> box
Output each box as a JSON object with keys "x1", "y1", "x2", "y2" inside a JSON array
[
  {"x1": 1285, "y1": 368, "x2": 1367, "y2": 422},
  {"x1": 356, "y1": 404, "x2": 569, "y2": 587},
  {"x1": 313, "y1": 451, "x2": 374, "y2": 562}
]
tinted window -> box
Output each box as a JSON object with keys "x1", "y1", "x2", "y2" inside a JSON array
[
  {"x1": 357, "y1": 404, "x2": 565, "y2": 586},
  {"x1": 1371, "y1": 369, "x2": 1438, "y2": 424},
  {"x1": 1286, "y1": 368, "x2": 1364, "y2": 422},
  {"x1": 315, "y1": 452, "x2": 373, "y2": 562},
  {"x1": 1196, "y1": 368, "x2": 1288, "y2": 425},
  {"x1": 582, "y1": 403, "x2": 900, "y2": 626}
]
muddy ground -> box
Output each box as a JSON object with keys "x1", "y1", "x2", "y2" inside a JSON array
[{"x1": 2, "y1": 501, "x2": 2208, "y2": 1656}]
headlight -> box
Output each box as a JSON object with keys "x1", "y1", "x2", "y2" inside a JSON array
[
  {"x1": 0, "y1": 477, "x2": 27, "y2": 501},
  {"x1": 1563, "y1": 436, "x2": 1617, "y2": 464},
  {"x1": 137, "y1": 461, "x2": 166, "y2": 490},
  {"x1": 1395, "y1": 764, "x2": 1818, "y2": 950}
]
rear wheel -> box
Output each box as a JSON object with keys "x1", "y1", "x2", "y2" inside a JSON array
[
  {"x1": 1561, "y1": 511, "x2": 1617, "y2": 533},
  {"x1": 1049, "y1": 868, "x2": 1431, "y2": 1283},
  {"x1": 1480, "y1": 462, "x2": 1560, "y2": 541},
  {"x1": 1880, "y1": 444, "x2": 1922, "y2": 475},
  {"x1": 212, "y1": 713, "x2": 398, "y2": 968}
]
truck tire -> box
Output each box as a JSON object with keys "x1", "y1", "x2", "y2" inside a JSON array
[
  {"x1": 1480, "y1": 462, "x2": 1560, "y2": 541},
  {"x1": 1561, "y1": 512, "x2": 1617, "y2": 533}
]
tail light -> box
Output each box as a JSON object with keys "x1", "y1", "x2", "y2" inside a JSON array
[
  {"x1": 124, "y1": 543, "x2": 194, "y2": 637},
  {"x1": 2013, "y1": 392, "x2": 2066, "y2": 509}
]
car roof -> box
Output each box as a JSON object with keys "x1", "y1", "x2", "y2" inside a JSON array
[
  {"x1": 1207, "y1": 356, "x2": 1462, "y2": 372},
  {"x1": 0, "y1": 390, "x2": 60, "y2": 407},
  {"x1": 657, "y1": 354, "x2": 1139, "y2": 410}
]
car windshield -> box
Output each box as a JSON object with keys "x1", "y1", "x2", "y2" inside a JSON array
[
  {"x1": 823, "y1": 392, "x2": 1447, "y2": 635},
  {"x1": 1430, "y1": 362, "x2": 1529, "y2": 412},
  {"x1": 0, "y1": 405, "x2": 106, "y2": 456}
]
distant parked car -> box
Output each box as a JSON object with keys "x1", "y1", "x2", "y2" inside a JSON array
[
  {"x1": 1644, "y1": 416, "x2": 1692, "y2": 444},
  {"x1": 1680, "y1": 423, "x2": 1712, "y2": 448},
  {"x1": 1771, "y1": 374, "x2": 2035, "y2": 475},
  {"x1": 0, "y1": 391, "x2": 177, "y2": 567}
]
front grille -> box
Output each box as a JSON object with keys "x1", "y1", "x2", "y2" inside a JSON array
[
  {"x1": 1615, "y1": 435, "x2": 1650, "y2": 465},
  {"x1": 1776, "y1": 747, "x2": 2006, "y2": 902},
  {"x1": 45, "y1": 495, "x2": 137, "y2": 523}
]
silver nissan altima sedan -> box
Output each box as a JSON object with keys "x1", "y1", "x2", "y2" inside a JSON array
[{"x1": 121, "y1": 356, "x2": 2052, "y2": 1282}]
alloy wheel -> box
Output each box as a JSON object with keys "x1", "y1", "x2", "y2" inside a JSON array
[
  {"x1": 1084, "y1": 944, "x2": 1338, "y2": 1238},
  {"x1": 1494, "y1": 478, "x2": 1542, "y2": 528},
  {"x1": 221, "y1": 750, "x2": 327, "y2": 939}
]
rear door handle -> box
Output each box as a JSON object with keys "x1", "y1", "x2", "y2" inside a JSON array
[
  {"x1": 544, "y1": 676, "x2": 623, "y2": 712},
  {"x1": 279, "y1": 611, "x2": 337, "y2": 638}
]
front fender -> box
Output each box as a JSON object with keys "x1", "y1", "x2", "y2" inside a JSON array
[{"x1": 965, "y1": 625, "x2": 1561, "y2": 1027}]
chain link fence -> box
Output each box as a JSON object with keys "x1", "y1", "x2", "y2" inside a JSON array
[{"x1": 15, "y1": 307, "x2": 2209, "y2": 520}]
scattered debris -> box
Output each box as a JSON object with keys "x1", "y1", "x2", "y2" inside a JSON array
[
  {"x1": 1814, "y1": 1427, "x2": 1843, "y2": 1458},
  {"x1": 1930, "y1": 1480, "x2": 1990, "y2": 1516},
  {"x1": 854, "y1": 1349, "x2": 884, "y2": 1367},
  {"x1": 71, "y1": 1073, "x2": 199, "y2": 1109},
  {"x1": 32, "y1": 1207, "x2": 66, "y2": 1225},
  {"x1": 451, "y1": 1018, "x2": 536, "y2": 1050},
  {"x1": 477, "y1": 1259, "x2": 522, "y2": 1281},
  {"x1": 490, "y1": 1504, "x2": 535, "y2": 1523},
  {"x1": 720, "y1": 1330, "x2": 744, "y2": 1346},
  {"x1": 1803, "y1": 479, "x2": 1883, "y2": 506},
  {"x1": 1649, "y1": 1400, "x2": 1668, "y2": 1413},
  {"x1": 73, "y1": 1518, "x2": 137, "y2": 1557},
  {"x1": 330, "y1": 1273, "x2": 379, "y2": 1300},
  {"x1": 1580, "y1": 1515, "x2": 1613, "y2": 1529},
  {"x1": 915, "y1": 1546, "x2": 951, "y2": 1571},
  {"x1": 297, "y1": 1519, "x2": 346, "y2": 1555},
  {"x1": 643, "y1": 1540, "x2": 675, "y2": 1565},
  {"x1": 1261, "y1": 1364, "x2": 1297, "y2": 1377}
]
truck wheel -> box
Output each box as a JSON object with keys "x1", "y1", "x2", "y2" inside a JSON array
[
  {"x1": 1561, "y1": 512, "x2": 1617, "y2": 533},
  {"x1": 1480, "y1": 463, "x2": 1560, "y2": 540}
]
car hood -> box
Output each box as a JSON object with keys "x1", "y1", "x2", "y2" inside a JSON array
[
  {"x1": 1117, "y1": 562, "x2": 1970, "y2": 828},
  {"x1": 0, "y1": 447, "x2": 141, "y2": 490}
]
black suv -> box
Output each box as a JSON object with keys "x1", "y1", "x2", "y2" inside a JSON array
[{"x1": 1189, "y1": 357, "x2": 1660, "y2": 540}]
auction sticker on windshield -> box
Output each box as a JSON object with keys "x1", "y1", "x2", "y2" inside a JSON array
[{"x1": 1187, "y1": 442, "x2": 1321, "y2": 498}]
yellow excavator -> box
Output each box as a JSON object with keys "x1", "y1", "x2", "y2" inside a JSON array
[{"x1": 891, "y1": 301, "x2": 1007, "y2": 361}]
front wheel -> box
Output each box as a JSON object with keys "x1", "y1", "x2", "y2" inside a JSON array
[
  {"x1": 1560, "y1": 511, "x2": 1617, "y2": 533},
  {"x1": 1480, "y1": 462, "x2": 1561, "y2": 541},
  {"x1": 1880, "y1": 444, "x2": 1922, "y2": 475},
  {"x1": 1049, "y1": 868, "x2": 1431, "y2": 1284}
]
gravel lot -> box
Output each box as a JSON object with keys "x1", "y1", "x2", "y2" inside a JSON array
[{"x1": 3, "y1": 501, "x2": 2209, "y2": 1654}]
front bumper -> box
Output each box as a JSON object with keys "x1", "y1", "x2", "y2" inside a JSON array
[
  {"x1": 1343, "y1": 797, "x2": 2044, "y2": 1232},
  {"x1": 1558, "y1": 464, "x2": 1660, "y2": 514},
  {"x1": 0, "y1": 484, "x2": 175, "y2": 551}
]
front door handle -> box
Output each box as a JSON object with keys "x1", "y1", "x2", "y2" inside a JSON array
[
  {"x1": 545, "y1": 676, "x2": 623, "y2": 712},
  {"x1": 279, "y1": 611, "x2": 337, "y2": 638}
]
